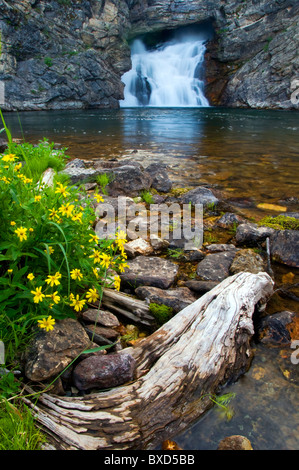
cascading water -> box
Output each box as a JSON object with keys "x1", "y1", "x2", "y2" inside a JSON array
[{"x1": 120, "y1": 34, "x2": 210, "y2": 108}]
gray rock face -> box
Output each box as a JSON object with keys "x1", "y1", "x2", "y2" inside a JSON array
[
  {"x1": 270, "y1": 230, "x2": 299, "y2": 268},
  {"x1": 1, "y1": 0, "x2": 297, "y2": 111},
  {"x1": 24, "y1": 318, "x2": 91, "y2": 382},
  {"x1": 196, "y1": 249, "x2": 237, "y2": 282},
  {"x1": 120, "y1": 255, "x2": 179, "y2": 289},
  {"x1": 72, "y1": 352, "x2": 136, "y2": 391}
]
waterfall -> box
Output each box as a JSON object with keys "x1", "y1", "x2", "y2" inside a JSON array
[{"x1": 120, "y1": 35, "x2": 209, "y2": 108}]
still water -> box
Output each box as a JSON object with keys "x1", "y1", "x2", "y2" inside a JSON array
[{"x1": 3, "y1": 107, "x2": 299, "y2": 450}]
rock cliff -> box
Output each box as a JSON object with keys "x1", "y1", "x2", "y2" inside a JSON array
[{"x1": 0, "y1": 0, "x2": 298, "y2": 110}]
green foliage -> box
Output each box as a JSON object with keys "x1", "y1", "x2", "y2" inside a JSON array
[
  {"x1": 140, "y1": 190, "x2": 154, "y2": 204},
  {"x1": 201, "y1": 392, "x2": 236, "y2": 421},
  {"x1": 96, "y1": 172, "x2": 111, "y2": 195},
  {"x1": 149, "y1": 303, "x2": 173, "y2": 327},
  {"x1": 167, "y1": 248, "x2": 184, "y2": 259},
  {"x1": 44, "y1": 57, "x2": 53, "y2": 67},
  {"x1": 0, "y1": 113, "x2": 127, "y2": 365},
  {"x1": 0, "y1": 399, "x2": 46, "y2": 450},
  {"x1": 259, "y1": 215, "x2": 299, "y2": 231}
]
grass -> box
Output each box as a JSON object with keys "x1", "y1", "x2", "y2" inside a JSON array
[
  {"x1": 140, "y1": 190, "x2": 154, "y2": 204},
  {"x1": 96, "y1": 172, "x2": 111, "y2": 195}
]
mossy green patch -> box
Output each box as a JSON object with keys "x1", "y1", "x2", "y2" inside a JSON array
[{"x1": 259, "y1": 215, "x2": 299, "y2": 231}]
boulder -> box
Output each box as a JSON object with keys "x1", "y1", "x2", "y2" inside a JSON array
[
  {"x1": 135, "y1": 286, "x2": 197, "y2": 313},
  {"x1": 120, "y1": 256, "x2": 179, "y2": 289},
  {"x1": 72, "y1": 352, "x2": 136, "y2": 391},
  {"x1": 196, "y1": 249, "x2": 237, "y2": 282},
  {"x1": 270, "y1": 230, "x2": 299, "y2": 268},
  {"x1": 181, "y1": 186, "x2": 219, "y2": 207},
  {"x1": 124, "y1": 238, "x2": 154, "y2": 258},
  {"x1": 235, "y1": 223, "x2": 275, "y2": 246},
  {"x1": 145, "y1": 163, "x2": 172, "y2": 193},
  {"x1": 81, "y1": 309, "x2": 120, "y2": 327},
  {"x1": 230, "y1": 249, "x2": 265, "y2": 275},
  {"x1": 257, "y1": 311, "x2": 295, "y2": 347},
  {"x1": 24, "y1": 318, "x2": 91, "y2": 382}
]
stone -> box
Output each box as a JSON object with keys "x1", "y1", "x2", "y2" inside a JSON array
[
  {"x1": 206, "y1": 243, "x2": 237, "y2": 253},
  {"x1": 218, "y1": 435, "x2": 253, "y2": 450},
  {"x1": 145, "y1": 162, "x2": 172, "y2": 193},
  {"x1": 38, "y1": 167, "x2": 55, "y2": 188},
  {"x1": 150, "y1": 234, "x2": 170, "y2": 252},
  {"x1": 181, "y1": 186, "x2": 219, "y2": 207},
  {"x1": 72, "y1": 352, "x2": 136, "y2": 391},
  {"x1": 103, "y1": 164, "x2": 152, "y2": 197},
  {"x1": 84, "y1": 325, "x2": 120, "y2": 341},
  {"x1": 196, "y1": 249, "x2": 237, "y2": 282},
  {"x1": 135, "y1": 286, "x2": 197, "y2": 313},
  {"x1": 257, "y1": 311, "x2": 295, "y2": 347},
  {"x1": 24, "y1": 318, "x2": 91, "y2": 382},
  {"x1": 120, "y1": 256, "x2": 179, "y2": 289},
  {"x1": 124, "y1": 238, "x2": 154, "y2": 258},
  {"x1": 270, "y1": 230, "x2": 299, "y2": 268},
  {"x1": 235, "y1": 223, "x2": 275, "y2": 246},
  {"x1": 216, "y1": 212, "x2": 245, "y2": 228},
  {"x1": 184, "y1": 280, "x2": 219, "y2": 294},
  {"x1": 81, "y1": 309, "x2": 120, "y2": 327},
  {"x1": 230, "y1": 249, "x2": 265, "y2": 275}
]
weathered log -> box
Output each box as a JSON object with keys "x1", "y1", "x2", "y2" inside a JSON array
[{"x1": 22, "y1": 272, "x2": 274, "y2": 450}]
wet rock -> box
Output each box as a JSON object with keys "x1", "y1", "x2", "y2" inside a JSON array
[
  {"x1": 270, "y1": 230, "x2": 299, "y2": 268},
  {"x1": 216, "y1": 212, "x2": 245, "y2": 228},
  {"x1": 235, "y1": 223, "x2": 275, "y2": 246},
  {"x1": 120, "y1": 256, "x2": 179, "y2": 289},
  {"x1": 145, "y1": 163, "x2": 172, "y2": 193},
  {"x1": 257, "y1": 311, "x2": 295, "y2": 347},
  {"x1": 135, "y1": 286, "x2": 197, "y2": 313},
  {"x1": 81, "y1": 309, "x2": 120, "y2": 328},
  {"x1": 218, "y1": 435, "x2": 253, "y2": 450},
  {"x1": 124, "y1": 238, "x2": 154, "y2": 258},
  {"x1": 181, "y1": 186, "x2": 219, "y2": 207},
  {"x1": 103, "y1": 163, "x2": 152, "y2": 197},
  {"x1": 24, "y1": 318, "x2": 91, "y2": 382},
  {"x1": 206, "y1": 243, "x2": 237, "y2": 253},
  {"x1": 196, "y1": 249, "x2": 237, "y2": 282},
  {"x1": 72, "y1": 352, "x2": 136, "y2": 391},
  {"x1": 184, "y1": 280, "x2": 219, "y2": 294},
  {"x1": 230, "y1": 248, "x2": 265, "y2": 275}
]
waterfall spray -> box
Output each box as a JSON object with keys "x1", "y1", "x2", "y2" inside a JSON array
[{"x1": 120, "y1": 34, "x2": 209, "y2": 108}]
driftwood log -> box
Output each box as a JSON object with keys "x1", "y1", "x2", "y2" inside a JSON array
[{"x1": 23, "y1": 271, "x2": 274, "y2": 450}]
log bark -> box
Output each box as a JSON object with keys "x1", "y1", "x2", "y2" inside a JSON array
[{"x1": 22, "y1": 272, "x2": 274, "y2": 450}]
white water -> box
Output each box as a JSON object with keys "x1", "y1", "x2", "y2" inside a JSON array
[{"x1": 120, "y1": 37, "x2": 209, "y2": 108}]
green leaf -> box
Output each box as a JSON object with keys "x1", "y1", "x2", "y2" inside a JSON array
[{"x1": 80, "y1": 343, "x2": 116, "y2": 355}]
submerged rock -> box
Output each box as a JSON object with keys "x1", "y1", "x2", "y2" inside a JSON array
[
  {"x1": 257, "y1": 311, "x2": 295, "y2": 347},
  {"x1": 145, "y1": 162, "x2": 172, "y2": 193},
  {"x1": 218, "y1": 435, "x2": 253, "y2": 450}
]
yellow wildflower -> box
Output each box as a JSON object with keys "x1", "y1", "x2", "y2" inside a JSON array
[
  {"x1": 49, "y1": 208, "x2": 59, "y2": 220},
  {"x1": 92, "y1": 267, "x2": 99, "y2": 279},
  {"x1": 86, "y1": 288, "x2": 99, "y2": 303},
  {"x1": 89, "y1": 233, "x2": 99, "y2": 244},
  {"x1": 89, "y1": 249, "x2": 102, "y2": 264},
  {"x1": 27, "y1": 273, "x2": 35, "y2": 281},
  {"x1": 70, "y1": 268, "x2": 83, "y2": 281},
  {"x1": 14, "y1": 226, "x2": 28, "y2": 242},
  {"x1": 72, "y1": 211, "x2": 83, "y2": 223},
  {"x1": 99, "y1": 253, "x2": 112, "y2": 270},
  {"x1": 46, "y1": 291, "x2": 60, "y2": 304},
  {"x1": 2, "y1": 154, "x2": 17, "y2": 163},
  {"x1": 55, "y1": 182, "x2": 70, "y2": 198},
  {"x1": 10, "y1": 221, "x2": 16, "y2": 226},
  {"x1": 114, "y1": 275, "x2": 121, "y2": 291},
  {"x1": 34, "y1": 195, "x2": 42, "y2": 202},
  {"x1": 59, "y1": 203, "x2": 74, "y2": 218},
  {"x1": 94, "y1": 193, "x2": 104, "y2": 203},
  {"x1": 14, "y1": 162, "x2": 22, "y2": 171},
  {"x1": 44, "y1": 246, "x2": 54, "y2": 255},
  {"x1": 45, "y1": 272, "x2": 62, "y2": 287},
  {"x1": 118, "y1": 261, "x2": 130, "y2": 273},
  {"x1": 37, "y1": 315, "x2": 55, "y2": 332},
  {"x1": 23, "y1": 177, "x2": 33, "y2": 184},
  {"x1": 70, "y1": 294, "x2": 86, "y2": 312},
  {"x1": 31, "y1": 286, "x2": 45, "y2": 304},
  {"x1": 7, "y1": 269, "x2": 13, "y2": 275}
]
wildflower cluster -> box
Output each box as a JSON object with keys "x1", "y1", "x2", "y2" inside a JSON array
[{"x1": 0, "y1": 145, "x2": 127, "y2": 361}]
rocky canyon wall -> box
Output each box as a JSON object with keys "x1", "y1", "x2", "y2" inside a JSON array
[{"x1": 0, "y1": 0, "x2": 298, "y2": 110}]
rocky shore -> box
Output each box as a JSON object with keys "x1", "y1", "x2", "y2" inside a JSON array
[{"x1": 21, "y1": 157, "x2": 299, "y2": 399}]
